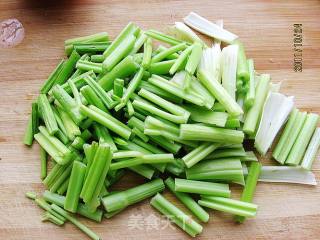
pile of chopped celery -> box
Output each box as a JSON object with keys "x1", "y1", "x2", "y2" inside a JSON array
[{"x1": 23, "y1": 12, "x2": 319, "y2": 239}]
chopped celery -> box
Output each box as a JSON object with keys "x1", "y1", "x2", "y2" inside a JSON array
[{"x1": 301, "y1": 128, "x2": 320, "y2": 170}]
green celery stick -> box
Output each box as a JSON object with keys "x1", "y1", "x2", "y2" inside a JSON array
[
  {"x1": 113, "y1": 78, "x2": 124, "y2": 98},
  {"x1": 102, "y1": 178, "x2": 164, "y2": 212},
  {"x1": 180, "y1": 124, "x2": 244, "y2": 144},
  {"x1": 155, "y1": 45, "x2": 180, "y2": 60},
  {"x1": 40, "y1": 147, "x2": 47, "y2": 180},
  {"x1": 150, "y1": 193, "x2": 202, "y2": 237},
  {"x1": 40, "y1": 60, "x2": 65, "y2": 94},
  {"x1": 51, "y1": 204, "x2": 100, "y2": 240},
  {"x1": 149, "y1": 60, "x2": 176, "y2": 75},
  {"x1": 286, "y1": 113, "x2": 319, "y2": 165},
  {"x1": 165, "y1": 177, "x2": 209, "y2": 223},
  {"x1": 23, "y1": 115, "x2": 33, "y2": 146},
  {"x1": 132, "y1": 127, "x2": 148, "y2": 142},
  {"x1": 76, "y1": 60, "x2": 103, "y2": 73},
  {"x1": 57, "y1": 178, "x2": 69, "y2": 195},
  {"x1": 301, "y1": 128, "x2": 320, "y2": 170},
  {"x1": 93, "y1": 123, "x2": 117, "y2": 151},
  {"x1": 206, "y1": 147, "x2": 246, "y2": 159},
  {"x1": 80, "y1": 85, "x2": 108, "y2": 112},
  {"x1": 169, "y1": 45, "x2": 193, "y2": 75},
  {"x1": 64, "y1": 161, "x2": 86, "y2": 213},
  {"x1": 183, "y1": 142, "x2": 220, "y2": 168},
  {"x1": 25, "y1": 191, "x2": 37, "y2": 200},
  {"x1": 199, "y1": 196, "x2": 257, "y2": 217},
  {"x1": 141, "y1": 37, "x2": 152, "y2": 68},
  {"x1": 185, "y1": 42, "x2": 202, "y2": 74},
  {"x1": 35, "y1": 198, "x2": 66, "y2": 222},
  {"x1": 235, "y1": 161, "x2": 261, "y2": 223},
  {"x1": 41, "y1": 212, "x2": 65, "y2": 226},
  {"x1": 38, "y1": 94, "x2": 59, "y2": 135},
  {"x1": 151, "y1": 42, "x2": 187, "y2": 63},
  {"x1": 57, "y1": 107, "x2": 81, "y2": 140},
  {"x1": 80, "y1": 105, "x2": 131, "y2": 140},
  {"x1": 145, "y1": 29, "x2": 184, "y2": 45},
  {"x1": 73, "y1": 42, "x2": 110, "y2": 54},
  {"x1": 235, "y1": 41, "x2": 249, "y2": 83},
  {"x1": 113, "y1": 151, "x2": 143, "y2": 159},
  {"x1": 175, "y1": 178, "x2": 230, "y2": 197},
  {"x1": 91, "y1": 54, "x2": 104, "y2": 63},
  {"x1": 244, "y1": 59, "x2": 255, "y2": 109},
  {"x1": 130, "y1": 31, "x2": 147, "y2": 54},
  {"x1": 126, "y1": 100, "x2": 135, "y2": 117},
  {"x1": 243, "y1": 74, "x2": 270, "y2": 135}
]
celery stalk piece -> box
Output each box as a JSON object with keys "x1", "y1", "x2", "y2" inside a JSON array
[
  {"x1": 126, "y1": 100, "x2": 134, "y2": 117},
  {"x1": 103, "y1": 34, "x2": 136, "y2": 71},
  {"x1": 49, "y1": 162, "x2": 73, "y2": 193},
  {"x1": 80, "y1": 104, "x2": 131, "y2": 140},
  {"x1": 235, "y1": 162, "x2": 261, "y2": 223},
  {"x1": 73, "y1": 42, "x2": 110, "y2": 54},
  {"x1": 183, "y1": 142, "x2": 220, "y2": 168},
  {"x1": 38, "y1": 94, "x2": 58, "y2": 135},
  {"x1": 149, "y1": 60, "x2": 176, "y2": 75},
  {"x1": 184, "y1": 104, "x2": 228, "y2": 127},
  {"x1": 132, "y1": 127, "x2": 148, "y2": 142},
  {"x1": 149, "y1": 74, "x2": 205, "y2": 106},
  {"x1": 189, "y1": 75, "x2": 215, "y2": 109},
  {"x1": 199, "y1": 196, "x2": 257, "y2": 217},
  {"x1": 183, "y1": 12, "x2": 238, "y2": 43},
  {"x1": 110, "y1": 154, "x2": 174, "y2": 170},
  {"x1": 52, "y1": 85, "x2": 84, "y2": 125},
  {"x1": 206, "y1": 147, "x2": 246, "y2": 160},
  {"x1": 68, "y1": 79, "x2": 82, "y2": 106},
  {"x1": 145, "y1": 29, "x2": 184, "y2": 45},
  {"x1": 40, "y1": 60, "x2": 65, "y2": 94},
  {"x1": 186, "y1": 158, "x2": 245, "y2": 184},
  {"x1": 26, "y1": 191, "x2": 37, "y2": 200},
  {"x1": 40, "y1": 147, "x2": 47, "y2": 180},
  {"x1": 65, "y1": 32, "x2": 109, "y2": 55},
  {"x1": 221, "y1": 44, "x2": 238, "y2": 100},
  {"x1": 115, "y1": 68, "x2": 144, "y2": 111},
  {"x1": 255, "y1": 93, "x2": 294, "y2": 155},
  {"x1": 272, "y1": 108, "x2": 298, "y2": 160},
  {"x1": 23, "y1": 115, "x2": 33, "y2": 146},
  {"x1": 243, "y1": 74, "x2": 270, "y2": 135},
  {"x1": 64, "y1": 161, "x2": 86, "y2": 213},
  {"x1": 184, "y1": 42, "x2": 202, "y2": 88},
  {"x1": 198, "y1": 70, "x2": 243, "y2": 116},
  {"x1": 286, "y1": 113, "x2": 319, "y2": 165},
  {"x1": 80, "y1": 144, "x2": 112, "y2": 203},
  {"x1": 57, "y1": 107, "x2": 81, "y2": 141},
  {"x1": 80, "y1": 85, "x2": 108, "y2": 112},
  {"x1": 169, "y1": 45, "x2": 193, "y2": 75},
  {"x1": 130, "y1": 31, "x2": 147, "y2": 54},
  {"x1": 103, "y1": 22, "x2": 139, "y2": 58},
  {"x1": 41, "y1": 212, "x2": 65, "y2": 226},
  {"x1": 35, "y1": 198, "x2": 66, "y2": 222},
  {"x1": 244, "y1": 59, "x2": 255, "y2": 109},
  {"x1": 155, "y1": 45, "x2": 180, "y2": 60},
  {"x1": 93, "y1": 123, "x2": 117, "y2": 151},
  {"x1": 113, "y1": 150, "x2": 144, "y2": 159},
  {"x1": 301, "y1": 128, "x2": 320, "y2": 170},
  {"x1": 275, "y1": 111, "x2": 307, "y2": 164},
  {"x1": 54, "y1": 50, "x2": 81, "y2": 86},
  {"x1": 91, "y1": 54, "x2": 104, "y2": 63},
  {"x1": 171, "y1": 22, "x2": 204, "y2": 44},
  {"x1": 258, "y1": 166, "x2": 317, "y2": 185},
  {"x1": 150, "y1": 193, "x2": 203, "y2": 237},
  {"x1": 52, "y1": 107, "x2": 68, "y2": 138},
  {"x1": 175, "y1": 178, "x2": 230, "y2": 197},
  {"x1": 235, "y1": 41, "x2": 249, "y2": 87},
  {"x1": 102, "y1": 178, "x2": 165, "y2": 212},
  {"x1": 141, "y1": 37, "x2": 153, "y2": 68},
  {"x1": 199, "y1": 44, "x2": 222, "y2": 84},
  {"x1": 165, "y1": 177, "x2": 209, "y2": 223},
  {"x1": 113, "y1": 78, "x2": 124, "y2": 98},
  {"x1": 152, "y1": 42, "x2": 187, "y2": 64},
  {"x1": 180, "y1": 124, "x2": 244, "y2": 144},
  {"x1": 99, "y1": 55, "x2": 139, "y2": 90},
  {"x1": 76, "y1": 60, "x2": 103, "y2": 73},
  {"x1": 84, "y1": 75, "x2": 115, "y2": 109},
  {"x1": 51, "y1": 204, "x2": 100, "y2": 240}
]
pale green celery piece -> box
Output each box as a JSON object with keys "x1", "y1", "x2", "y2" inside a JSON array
[
  {"x1": 115, "y1": 68, "x2": 144, "y2": 111},
  {"x1": 169, "y1": 45, "x2": 193, "y2": 75},
  {"x1": 211, "y1": 147, "x2": 246, "y2": 159},
  {"x1": 130, "y1": 31, "x2": 147, "y2": 54},
  {"x1": 80, "y1": 105, "x2": 131, "y2": 140},
  {"x1": 149, "y1": 60, "x2": 176, "y2": 75},
  {"x1": 199, "y1": 44, "x2": 222, "y2": 83},
  {"x1": 145, "y1": 29, "x2": 184, "y2": 45},
  {"x1": 23, "y1": 116, "x2": 33, "y2": 146},
  {"x1": 68, "y1": 79, "x2": 82, "y2": 106},
  {"x1": 113, "y1": 150, "x2": 144, "y2": 159},
  {"x1": 150, "y1": 193, "x2": 203, "y2": 237},
  {"x1": 286, "y1": 113, "x2": 319, "y2": 165},
  {"x1": 102, "y1": 178, "x2": 165, "y2": 212},
  {"x1": 235, "y1": 161, "x2": 261, "y2": 223},
  {"x1": 25, "y1": 191, "x2": 37, "y2": 200},
  {"x1": 141, "y1": 37, "x2": 153, "y2": 68},
  {"x1": 184, "y1": 42, "x2": 202, "y2": 88},
  {"x1": 51, "y1": 204, "x2": 100, "y2": 240},
  {"x1": 198, "y1": 70, "x2": 243, "y2": 116},
  {"x1": 164, "y1": 177, "x2": 209, "y2": 223},
  {"x1": 154, "y1": 45, "x2": 180, "y2": 60},
  {"x1": 199, "y1": 196, "x2": 257, "y2": 217},
  {"x1": 65, "y1": 32, "x2": 109, "y2": 55},
  {"x1": 184, "y1": 104, "x2": 227, "y2": 127},
  {"x1": 225, "y1": 117, "x2": 240, "y2": 128},
  {"x1": 186, "y1": 158, "x2": 245, "y2": 184},
  {"x1": 80, "y1": 85, "x2": 108, "y2": 112},
  {"x1": 91, "y1": 54, "x2": 104, "y2": 63},
  {"x1": 244, "y1": 59, "x2": 255, "y2": 109},
  {"x1": 171, "y1": 21, "x2": 204, "y2": 44},
  {"x1": 126, "y1": 100, "x2": 135, "y2": 117},
  {"x1": 301, "y1": 128, "x2": 320, "y2": 170},
  {"x1": 234, "y1": 40, "x2": 249, "y2": 85},
  {"x1": 151, "y1": 42, "x2": 187, "y2": 64},
  {"x1": 52, "y1": 107, "x2": 67, "y2": 137},
  {"x1": 103, "y1": 22, "x2": 139, "y2": 58},
  {"x1": 73, "y1": 42, "x2": 110, "y2": 54},
  {"x1": 272, "y1": 108, "x2": 298, "y2": 160},
  {"x1": 113, "y1": 78, "x2": 124, "y2": 98},
  {"x1": 103, "y1": 34, "x2": 136, "y2": 71},
  {"x1": 148, "y1": 74, "x2": 205, "y2": 106},
  {"x1": 99, "y1": 55, "x2": 139, "y2": 91},
  {"x1": 41, "y1": 212, "x2": 65, "y2": 226},
  {"x1": 84, "y1": 75, "x2": 115, "y2": 109},
  {"x1": 38, "y1": 94, "x2": 59, "y2": 135},
  {"x1": 275, "y1": 111, "x2": 307, "y2": 164},
  {"x1": 243, "y1": 74, "x2": 270, "y2": 135},
  {"x1": 221, "y1": 44, "x2": 238, "y2": 100},
  {"x1": 175, "y1": 178, "x2": 230, "y2": 197},
  {"x1": 183, "y1": 142, "x2": 220, "y2": 168},
  {"x1": 76, "y1": 60, "x2": 103, "y2": 74},
  {"x1": 189, "y1": 75, "x2": 215, "y2": 109},
  {"x1": 180, "y1": 124, "x2": 244, "y2": 144},
  {"x1": 57, "y1": 107, "x2": 81, "y2": 141}
]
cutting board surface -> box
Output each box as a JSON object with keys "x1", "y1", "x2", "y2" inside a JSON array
[{"x1": 0, "y1": 0, "x2": 319, "y2": 239}]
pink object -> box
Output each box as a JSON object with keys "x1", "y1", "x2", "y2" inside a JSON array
[{"x1": 0, "y1": 18, "x2": 25, "y2": 48}]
